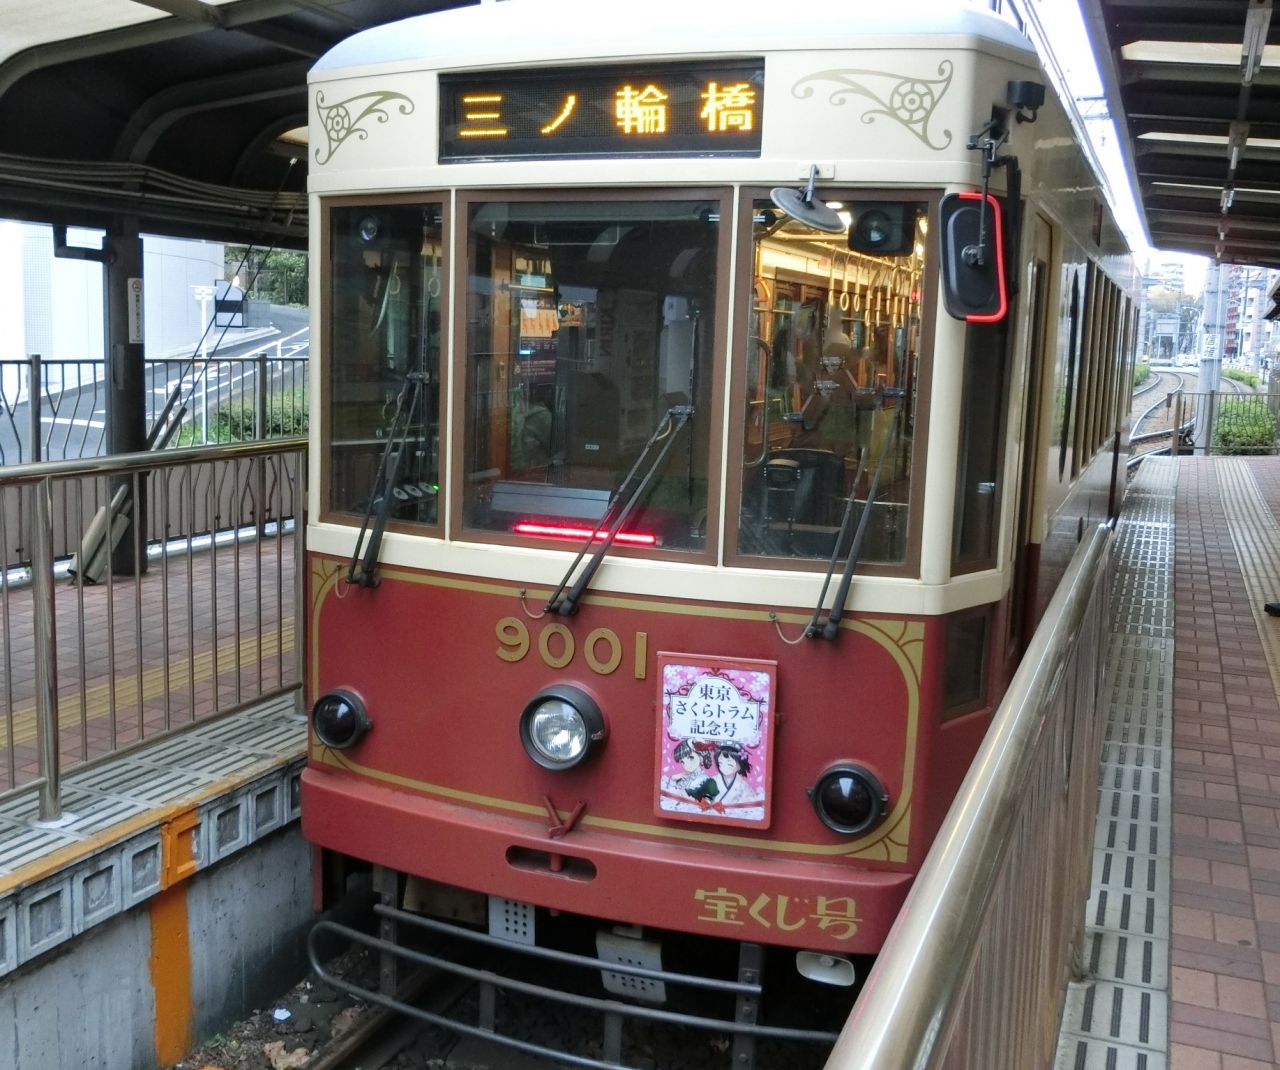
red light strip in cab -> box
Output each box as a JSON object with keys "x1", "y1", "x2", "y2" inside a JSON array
[{"x1": 513, "y1": 522, "x2": 658, "y2": 546}]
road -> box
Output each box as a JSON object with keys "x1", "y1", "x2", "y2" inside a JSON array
[{"x1": 0, "y1": 305, "x2": 309, "y2": 464}]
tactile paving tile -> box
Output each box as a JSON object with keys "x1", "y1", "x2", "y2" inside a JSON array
[{"x1": 1055, "y1": 459, "x2": 1176, "y2": 1070}]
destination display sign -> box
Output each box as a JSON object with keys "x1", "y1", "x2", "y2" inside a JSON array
[{"x1": 439, "y1": 61, "x2": 764, "y2": 162}]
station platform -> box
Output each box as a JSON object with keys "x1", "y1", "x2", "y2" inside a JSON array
[{"x1": 1052, "y1": 455, "x2": 1280, "y2": 1070}]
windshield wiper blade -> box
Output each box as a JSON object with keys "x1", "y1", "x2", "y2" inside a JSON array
[
  {"x1": 812, "y1": 403, "x2": 903, "y2": 640},
  {"x1": 545, "y1": 405, "x2": 692, "y2": 616},
  {"x1": 348, "y1": 373, "x2": 425, "y2": 589},
  {"x1": 801, "y1": 445, "x2": 869, "y2": 637}
]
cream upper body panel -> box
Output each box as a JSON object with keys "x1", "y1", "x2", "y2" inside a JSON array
[
  {"x1": 304, "y1": 0, "x2": 1108, "y2": 616},
  {"x1": 306, "y1": 0, "x2": 1039, "y2": 195}
]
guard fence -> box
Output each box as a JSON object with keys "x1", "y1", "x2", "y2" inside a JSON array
[
  {"x1": 1170, "y1": 389, "x2": 1280, "y2": 455},
  {"x1": 0, "y1": 437, "x2": 307, "y2": 821},
  {"x1": 0, "y1": 348, "x2": 309, "y2": 465},
  {"x1": 823, "y1": 523, "x2": 1111, "y2": 1070},
  {"x1": 0, "y1": 351, "x2": 308, "y2": 566}
]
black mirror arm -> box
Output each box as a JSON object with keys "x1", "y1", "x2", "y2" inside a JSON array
[{"x1": 963, "y1": 120, "x2": 1012, "y2": 268}]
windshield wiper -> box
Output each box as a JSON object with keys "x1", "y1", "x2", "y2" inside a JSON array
[
  {"x1": 545, "y1": 405, "x2": 692, "y2": 616},
  {"x1": 811, "y1": 403, "x2": 903, "y2": 640},
  {"x1": 348, "y1": 373, "x2": 425, "y2": 589},
  {"x1": 800, "y1": 445, "x2": 869, "y2": 637}
]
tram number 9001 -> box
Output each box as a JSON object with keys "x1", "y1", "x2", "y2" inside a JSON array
[{"x1": 496, "y1": 617, "x2": 647, "y2": 679}]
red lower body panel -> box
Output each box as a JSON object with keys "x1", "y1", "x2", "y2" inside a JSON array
[{"x1": 303, "y1": 766, "x2": 913, "y2": 954}]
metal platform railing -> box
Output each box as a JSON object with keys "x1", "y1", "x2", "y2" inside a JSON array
[
  {"x1": 0, "y1": 349, "x2": 308, "y2": 466},
  {"x1": 1171, "y1": 390, "x2": 1280, "y2": 456},
  {"x1": 823, "y1": 522, "x2": 1112, "y2": 1070},
  {"x1": 0, "y1": 437, "x2": 307, "y2": 821}
]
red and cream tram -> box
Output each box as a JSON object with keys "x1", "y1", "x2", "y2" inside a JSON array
[{"x1": 301, "y1": 0, "x2": 1138, "y2": 1048}]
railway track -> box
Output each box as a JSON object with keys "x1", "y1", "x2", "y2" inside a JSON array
[{"x1": 1128, "y1": 370, "x2": 1260, "y2": 463}]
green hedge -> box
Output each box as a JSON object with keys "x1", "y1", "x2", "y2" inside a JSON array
[
  {"x1": 176, "y1": 388, "x2": 308, "y2": 445},
  {"x1": 1133, "y1": 362, "x2": 1152, "y2": 387},
  {"x1": 1212, "y1": 398, "x2": 1277, "y2": 454},
  {"x1": 1223, "y1": 367, "x2": 1261, "y2": 389}
]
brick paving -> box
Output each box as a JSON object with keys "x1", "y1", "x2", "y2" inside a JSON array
[
  {"x1": 1171, "y1": 458, "x2": 1280, "y2": 1069},
  {"x1": 0, "y1": 533, "x2": 297, "y2": 793}
]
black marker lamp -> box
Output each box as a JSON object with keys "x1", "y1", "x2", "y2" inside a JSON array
[
  {"x1": 808, "y1": 764, "x2": 889, "y2": 836},
  {"x1": 520, "y1": 684, "x2": 607, "y2": 771},
  {"x1": 312, "y1": 689, "x2": 372, "y2": 750}
]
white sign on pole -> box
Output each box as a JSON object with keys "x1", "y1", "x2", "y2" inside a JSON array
[{"x1": 127, "y1": 278, "x2": 144, "y2": 344}]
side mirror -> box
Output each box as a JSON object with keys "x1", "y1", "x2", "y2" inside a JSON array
[{"x1": 939, "y1": 192, "x2": 1008, "y2": 323}]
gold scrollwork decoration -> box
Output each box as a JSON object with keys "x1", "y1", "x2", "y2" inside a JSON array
[
  {"x1": 314, "y1": 89, "x2": 415, "y2": 165},
  {"x1": 792, "y1": 61, "x2": 954, "y2": 150}
]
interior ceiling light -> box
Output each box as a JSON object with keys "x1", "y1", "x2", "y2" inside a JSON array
[
  {"x1": 1121, "y1": 40, "x2": 1280, "y2": 67},
  {"x1": 278, "y1": 127, "x2": 309, "y2": 146},
  {"x1": 1138, "y1": 132, "x2": 1229, "y2": 146},
  {"x1": 1244, "y1": 0, "x2": 1274, "y2": 85}
]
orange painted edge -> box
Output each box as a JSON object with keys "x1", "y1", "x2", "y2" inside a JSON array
[
  {"x1": 161, "y1": 808, "x2": 201, "y2": 890},
  {"x1": 149, "y1": 884, "x2": 194, "y2": 1067},
  {"x1": 0, "y1": 744, "x2": 305, "y2": 899}
]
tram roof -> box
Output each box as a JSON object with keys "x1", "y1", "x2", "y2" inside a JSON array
[{"x1": 313, "y1": 0, "x2": 1036, "y2": 76}]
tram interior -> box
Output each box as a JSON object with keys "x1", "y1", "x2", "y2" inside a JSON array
[
  {"x1": 328, "y1": 203, "x2": 446, "y2": 525},
  {"x1": 737, "y1": 199, "x2": 927, "y2": 565},
  {"x1": 463, "y1": 199, "x2": 719, "y2": 550},
  {"x1": 325, "y1": 197, "x2": 927, "y2": 570}
]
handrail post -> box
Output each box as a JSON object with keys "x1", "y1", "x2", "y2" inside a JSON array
[
  {"x1": 31, "y1": 475, "x2": 61, "y2": 823},
  {"x1": 255, "y1": 352, "x2": 269, "y2": 441},
  {"x1": 293, "y1": 448, "x2": 307, "y2": 714},
  {"x1": 28, "y1": 353, "x2": 41, "y2": 463}
]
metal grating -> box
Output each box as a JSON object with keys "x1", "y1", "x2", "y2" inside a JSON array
[
  {"x1": 0, "y1": 694, "x2": 304, "y2": 877},
  {"x1": 1054, "y1": 459, "x2": 1177, "y2": 1070}
]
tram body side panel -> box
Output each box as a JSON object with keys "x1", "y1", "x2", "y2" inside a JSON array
[{"x1": 301, "y1": 552, "x2": 986, "y2": 952}]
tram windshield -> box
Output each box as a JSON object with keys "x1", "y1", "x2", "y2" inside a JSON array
[
  {"x1": 327, "y1": 203, "x2": 445, "y2": 525},
  {"x1": 462, "y1": 199, "x2": 720, "y2": 551},
  {"x1": 736, "y1": 198, "x2": 928, "y2": 567}
]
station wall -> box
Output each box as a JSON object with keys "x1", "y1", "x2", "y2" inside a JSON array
[{"x1": 0, "y1": 825, "x2": 313, "y2": 1070}]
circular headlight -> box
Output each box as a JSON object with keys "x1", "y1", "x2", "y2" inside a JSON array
[
  {"x1": 312, "y1": 689, "x2": 371, "y2": 750},
  {"x1": 519, "y1": 685, "x2": 606, "y2": 771},
  {"x1": 530, "y1": 700, "x2": 587, "y2": 764},
  {"x1": 810, "y1": 765, "x2": 888, "y2": 836}
]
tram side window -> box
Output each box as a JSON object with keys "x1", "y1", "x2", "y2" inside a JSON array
[
  {"x1": 328, "y1": 204, "x2": 445, "y2": 525},
  {"x1": 462, "y1": 200, "x2": 719, "y2": 551},
  {"x1": 952, "y1": 318, "x2": 1012, "y2": 571},
  {"x1": 737, "y1": 199, "x2": 928, "y2": 566}
]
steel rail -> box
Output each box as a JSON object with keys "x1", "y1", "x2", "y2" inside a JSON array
[{"x1": 822, "y1": 523, "x2": 1111, "y2": 1070}]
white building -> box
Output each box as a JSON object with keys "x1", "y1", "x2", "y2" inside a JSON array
[{"x1": 0, "y1": 220, "x2": 225, "y2": 371}]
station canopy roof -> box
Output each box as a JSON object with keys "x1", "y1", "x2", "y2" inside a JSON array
[
  {"x1": 0, "y1": 0, "x2": 466, "y2": 247},
  {"x1": 1083, "y1": 0, "x2": 1280, "y2": 267}
]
